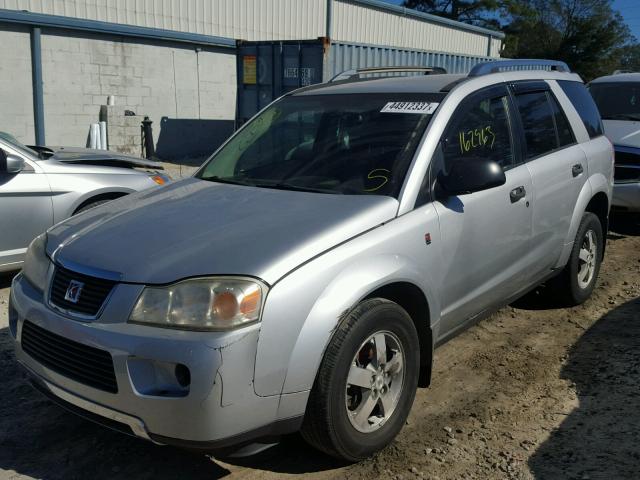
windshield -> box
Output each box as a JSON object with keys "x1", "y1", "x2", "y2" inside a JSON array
[
  {"x1": 0, "y1": 131, "x2": 39, "y2": 158},
  {"x1": 589, "y1": 82, "x2": 640, "y2": 121},
  {"x1": 197, "y1": 93, "x2": 442, "y2": 197}
]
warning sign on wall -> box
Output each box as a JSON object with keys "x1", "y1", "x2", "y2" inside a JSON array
[{"x1": 243, "y1": 55, "x2": 257, "y2": 84}]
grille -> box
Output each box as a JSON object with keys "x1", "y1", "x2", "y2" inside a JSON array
[
  {"x1": 49, "y1": 266, "x2": 116, "y2": 317},
  {"x1": 21, "y1": 320, "x2": 118, "y2": 393},
  {"x1": 614, "y1": 165, "x2": 640, "y2": 183}
]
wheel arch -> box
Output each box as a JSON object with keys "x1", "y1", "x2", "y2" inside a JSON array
[
  {"x1": 363, "y1": 282, "x2": 433, "y2": 388},
  {"x1": 557, "y1": 174, "x2": 610, "y2": 268},
  {"x1": 584, "y1": 191, "x2": 609, "y2": 258},
  {"x1": 71, "y1": 189, "x2": 132, "y2": 215}
]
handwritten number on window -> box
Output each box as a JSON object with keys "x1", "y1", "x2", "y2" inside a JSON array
[{"x1": 458, "y1": 126, "x2": 496, "y2": 154}]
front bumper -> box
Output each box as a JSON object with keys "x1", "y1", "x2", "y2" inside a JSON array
[
  {"x1": 612, "y1": 182, "x2": 640, "y2": 212},
  {"x1": 9, "y1": 273, "x2": 306, "y2": 448}
]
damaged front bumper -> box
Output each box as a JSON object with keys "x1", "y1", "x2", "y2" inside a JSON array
[{"x1": 9, "y1": 274, "x2": 305, "y2": 448}]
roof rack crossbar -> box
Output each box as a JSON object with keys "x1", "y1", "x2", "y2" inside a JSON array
[
  {"x1": 468, "y1": 59, "x2": 570, "y2": 77},
  {"x1": 330, "y1": 66, "x2": 447, "y2": 82}
]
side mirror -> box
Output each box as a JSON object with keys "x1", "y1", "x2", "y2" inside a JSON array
[
  {"x1": 0, "y1": 149, "x2": 25, "y2": 174},
  {"x1": 438, "y1": 157, "x2": 506, "y2": 196}
]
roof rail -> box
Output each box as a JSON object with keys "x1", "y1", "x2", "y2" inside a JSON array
[
  {"x1": 330, "y1": 66, "x2": 447, "y2": 82},
  {"x1": 468, "y1": 59, "x2": 570, "y2": 77}
]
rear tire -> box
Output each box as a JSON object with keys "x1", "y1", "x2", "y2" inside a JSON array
[
  {"x1": 301, "y1": 298, "x2": 420, "y2": 461},
  {"x1": 555, "y1": 212, "x2": 604, "y2": 305}
]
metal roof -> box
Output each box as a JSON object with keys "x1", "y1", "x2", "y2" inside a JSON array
[
  {"x1": 0, "y1": 8, "x2": 236, "y2": 48},
  {"x1": 347, "y1": 0, "x2": 505, "y2": 39}
]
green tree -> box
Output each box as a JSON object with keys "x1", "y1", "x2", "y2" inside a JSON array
[
  {"x1": 404, "y1": 0, "x2": 637, "y2": 80},
  {"x1": 502, "y1": 0, "x2": 634, "y2": 80},
  {"x1": 402, "y1": 0, "x2": 500, "y2": 26}
]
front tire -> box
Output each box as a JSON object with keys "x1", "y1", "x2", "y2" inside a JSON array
[
  {"x1": 301, "y1": 298, "x2": 420, "y2": 461},
  {"x1": 556, "y1": 212, "x2": 604, "y2": 305}
]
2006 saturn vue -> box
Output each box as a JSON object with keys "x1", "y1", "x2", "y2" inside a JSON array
[{"x1": 9, "y1": 60, "x2": 613, "y2": 461}]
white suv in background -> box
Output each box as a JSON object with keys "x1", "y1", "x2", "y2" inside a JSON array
[{"x1": 590, "y1": 73, "x2": 640, "y2": 213}]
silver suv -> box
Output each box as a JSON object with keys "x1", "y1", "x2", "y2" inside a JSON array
[{"x1": 9, "y1": 60, "x2": 613, "y2": 461}]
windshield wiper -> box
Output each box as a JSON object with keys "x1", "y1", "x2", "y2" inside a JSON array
[
  {"x1": 603, "y1": 113, "x2": 640, "y2": 121},
  {"x1": 202, "y1": 176, "x2": 255, "y2": 187},
  {"x1": 253, "y1": 181, "x2": 341, "y2": 194}
]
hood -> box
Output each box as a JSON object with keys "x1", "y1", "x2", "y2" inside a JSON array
[
  {"x1": 40, "y1": 145, "x2": 163, "y2": 169},
  {"x1": 46, "y1": 178, "x2": 398, "y2": 285},
  {"x1": 603, "y1": 120, "x2": 640, "y2": 148}
]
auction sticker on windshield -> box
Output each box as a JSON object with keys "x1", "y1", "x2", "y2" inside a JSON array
[{"x1": 381, "y1": 102, "x2": 439, "y2": 114}]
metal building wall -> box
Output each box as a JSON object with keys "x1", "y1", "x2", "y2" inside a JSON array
[
  {"x1": 0, "y1": 0, "x2": 327, "y2": 40},
  {"x1": 0, "y1": 0, "x2": 503, "y2": 57},
  {"x1": 327, "y1": 41, "x2": 494, "y2": 79},
  {"x1": 331, "y1": 0, "x2": 499, "y2": 57}
]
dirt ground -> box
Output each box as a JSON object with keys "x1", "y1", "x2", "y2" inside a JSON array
[{"x1": 1, "y1": 215, "x2": 638, "y2": 480}]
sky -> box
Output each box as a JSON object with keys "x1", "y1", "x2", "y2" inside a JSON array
[{"x1": 379, "y1": 0, "x2": 640, "y2": 41}]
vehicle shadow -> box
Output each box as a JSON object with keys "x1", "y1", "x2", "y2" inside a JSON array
[
  {"x1": 609, "y1": 213, "x2": 640, "y2": 237},
  {"x1": 0, "y1": 271, "x2": 16, "y2": 289},
  {"x1": 0, "y1": 323, "x2": 343, "y2": 479},
  {"x1": 528, "y1": 296, "x2": 640, "y2": 479}
]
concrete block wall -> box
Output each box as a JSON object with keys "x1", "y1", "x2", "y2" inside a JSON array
[
  {"x1": 0, "y1": 25, "x2": 35, "y2": 143},
  {"x1": 99, "y1": 105, "x2": 142, "y2": 156},
  {"x1": 0, "y1": 26, "x2": 236, "y2": 160},
  {"x1": 40, "y1": 31, "x2": 236, "y2": 159}
]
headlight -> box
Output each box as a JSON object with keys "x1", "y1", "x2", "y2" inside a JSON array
[
  {"x1": 23, "y1": 234, "x2": 50, "y2": 292},
  {"x1": 129, "y1": 277, "x2": 267, "y2": 330}
]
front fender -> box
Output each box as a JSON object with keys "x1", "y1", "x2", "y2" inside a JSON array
[{"x1": 254, "y1": 249, "x2": 439, "y2": 398}]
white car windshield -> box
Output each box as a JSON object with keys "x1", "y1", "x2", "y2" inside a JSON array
[
  {"x1": 0, "y1": 132, "x2": 40, "y2": 159},
  {"x1": 589, "y1": 82, "x2": 640, "y2": 121}
]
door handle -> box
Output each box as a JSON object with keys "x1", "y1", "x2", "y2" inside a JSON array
[
  {"x1": 510, "y1": 186, "x2": 526, "y2": 203},
  {"x1": 572, "y1": 164, "x2": 584, "y2": 177}
]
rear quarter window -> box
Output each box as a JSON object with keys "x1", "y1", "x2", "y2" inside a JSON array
[{"x1": 558, "y1": 80, "x2": 604, "y2": 139}]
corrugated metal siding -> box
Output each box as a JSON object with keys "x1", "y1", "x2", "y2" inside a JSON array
[
  {"x1": 327, "y1": 41, "x2": 494, "y2": 79},
  {"x1": 0, "y1": 0, "x2": 327, "y2": 40},
  {"x1": 331, "y1": 0, "x2": 498, "y2": 57},
  {"x1": 0, "y1": 1, "x2": 503, "y2": 57}
]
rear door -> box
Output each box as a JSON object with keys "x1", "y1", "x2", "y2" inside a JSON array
[
  {"x1": 510, "y1": 82, "x2": 588, "y2": 281},
  {"x1": 432, "y1": 85, "x2": 534, "y2": 336}
]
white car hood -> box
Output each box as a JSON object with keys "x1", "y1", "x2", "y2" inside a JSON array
[{"x1": 603, "y1": 119, "x2": 640, "y2": 148}]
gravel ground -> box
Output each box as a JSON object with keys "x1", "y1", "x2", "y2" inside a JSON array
[{"x1": 0, "y1": 215, "x2": 638, "y2": 480}]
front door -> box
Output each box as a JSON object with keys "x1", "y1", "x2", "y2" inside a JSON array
[
  {"x1": 0, "y1": 156, "x2": 53, "y2": 268},
  {"x1": 431, "y1": 85, "x2": 534, "y2": 338}
]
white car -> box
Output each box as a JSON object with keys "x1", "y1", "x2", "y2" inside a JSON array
[
  {"x1": 589, "y1": 73, "x2": 640, "y2": 213},
  {"x1": 0, "y1": 132, "x2": 170, "y2": 272}
]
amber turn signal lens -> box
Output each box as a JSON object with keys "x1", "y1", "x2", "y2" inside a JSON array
[
  {"x1": 212, "y1": 291, "x2": 238, "y2": 320},
  {"x1": 151, "y1": 175, "x2": 166, "y2": 185},
  {"x1": 240, "y1": 287, "x2": 261, "y2": 315}
]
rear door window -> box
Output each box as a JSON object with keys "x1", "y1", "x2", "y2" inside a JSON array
[
  {"x1": 513, "y1": 89, "x2": 574, "y2": 159},
  {"x1": 514, "y1": 91, "x2": 558, "y2": 159},
  {"x1": 560, "y1": 80, "x2": 604, "y2": 138}
]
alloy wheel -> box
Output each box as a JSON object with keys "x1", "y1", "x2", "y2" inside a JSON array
[{"x1": 345, "y1": 331, "x2": 405, "y2": 433}]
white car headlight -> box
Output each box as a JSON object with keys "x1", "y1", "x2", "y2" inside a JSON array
[
  {"x1": 129, "y1": 277, "x2": 267, "y2": 330},
  {"x1": 22, "y1": 234, "x2": 50, "y2": 292}
]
